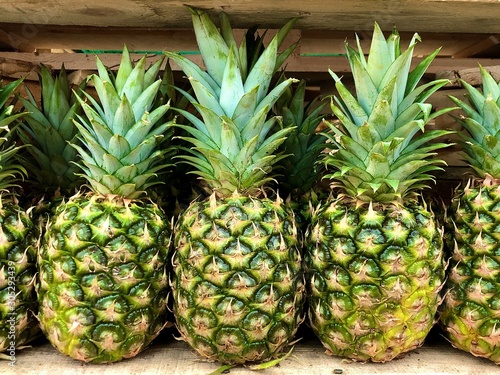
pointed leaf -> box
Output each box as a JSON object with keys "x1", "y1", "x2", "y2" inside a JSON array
[
  {"x1": 331, "y1": 71, "x2": 368, "y2": 126},
  {"x1": 406, "y1": 47, "x2": 440, "y2": 94},
  {"x1": 164, "y1": 51, "x2": 221, "y2": 96},
  {"x1": 109, "y1": 134, "x2": 131, "y2": 160},
  {"x1": 121, "y1": 55, "x2": 146, "y2": 103},
  {"x1": 188, "y1": 6, "x2": 229, "y2": 84},
  {"x1": 132, "y1": 79, "x2": 162, "y2": 121},
  {"x1": 220, "y1": 45, "x2": 245, "y2": 117},
  {"x1": 244, "y1": 35, "x2": 278, "y2": 103},
  {"x1": 219, "y1": 117, "x2": 241, "y2": 159},
  {"x1": 189, "y1": 77, "x2": 224, "y2": 116},
  {"x1": 232, "y1": 85, "x2": 259, "y2": 131},
  {"x1": 366, "y1": 23, "x2": 391, "y2": 88},
  {"x1": 113, "y1": 95, "x2": 135, "y2": 136},
  {"x1": 255, "y1": 77, "x2": 295, "y2": 115},
  {"x1": 115, "y1": 46, "x2": 134, "y2": 95},
  {"x1": 144, "y1": 56, "x2": 164, "y2": 88}
]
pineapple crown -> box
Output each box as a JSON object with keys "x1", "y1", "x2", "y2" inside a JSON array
[
  {"x1": 449, "y1": 66, "x2": 500, "y2": 180},
  {"x1": 19, "y1": 64, "x2": 86, "y2": 195},
  {"x1": 0, "y1": 79, "x2": 28, "y2": 194},
  {"x1": 274, "y1": 76, "x2": 328, "y2": 197},
  {"x1": 323, "y1": 23, "x2": 453, "y2": 204},
  {"x1": 165, "y1": 7, "x2": 299, "y2": 197},
  {"x1": 73, "y1": 47, "x2": 175, "y2": 199}
]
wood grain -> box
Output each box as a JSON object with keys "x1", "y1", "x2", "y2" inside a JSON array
[
  {"x1": 0, "y1": 0, "x2": 499, "y2": 33},
  {"x1": 10, "y1": 330, "x2": 500, "y2": 375}
]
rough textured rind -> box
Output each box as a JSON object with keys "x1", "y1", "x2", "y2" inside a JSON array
[
  {"x1": 0, "y1": 204, "x2": 39, "y2": 352},
  {"x1": 442, "y1": 183, "x2": 500, "y2": 364},
  {"x1": 305, "y1": 199, "x2": 445, "y2": 362},
  {"x1": 172, "y1": 193, "x2": 305, "y2": 364},
  {"x1": 37, "y1": 194, "x2": 171, "y2": 363}
]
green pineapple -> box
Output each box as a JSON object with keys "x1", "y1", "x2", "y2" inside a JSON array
[
  {"x1": 441, "y1": 66, "x2": 500, "y2": 364},
  {"x1": 273, "y1": 77, "x2": 328, "y2": 228},
  {"x1": 151, "y1": 59, "x2": 197, "y2": 217},
  {"x1": 304, "y1": 24, "x2": 452, "y2": 362},
  {"x1": 37, "y1": 48, "x2": 174, "y2": 363},
  {"x1": 18, "y1": 64, "x2": 86, "y2": 227},
  {"x1": 19, "y1": 64, "x2": 86, "y2": 198},
  {"x1": 165, "y1": 8, "x2": 305, "y2": 365},
  {"x1": 0, "y1": 79, "x2": 39, "y2": 354}
]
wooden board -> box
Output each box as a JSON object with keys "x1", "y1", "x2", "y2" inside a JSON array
[
  {"x1": 10, "y1": 329, "x2": 500, "y2": 374},
  {"x1": 0, "y1": 23, "x2": 497, "y2": 57},
  {"x1": 0, "y1": 0, "x2": 499, "y2": 33},
  {"x1": 0, "y1": 1, "x2": 499, "y2": 78},
  {"x1": 1, "y1": 51, "x2": 500, "y2": 79}
]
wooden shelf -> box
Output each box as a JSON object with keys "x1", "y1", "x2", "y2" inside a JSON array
[
  {"x1": 13, "y1": 328, "x2": 500, "y2": 374},
  {"x1": 0, "y1": 1, "x2": 499, "y2": 64},
  {"x1": 0, "y1": 1, "x2": 499, "y2": 83},
  {"x1": 0, "y1": 0, "x2": 499, "y2": 33}
]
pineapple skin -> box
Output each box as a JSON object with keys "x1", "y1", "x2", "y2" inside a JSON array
[
  {"x1": 0, "y1": 203, "x2": 39, "y2": 352},
  {"x1": 441, "y1": 182, "x2": 500, "y2": 363},
  {"x1": 172, "y1": 194, "x2": 305, "y2": 364},
  {"x1": 305, "y1": 199, "x2": 445, "y2": 362},
  {"x1": 37, "y1": 194, "x2": 171, "y2": 363}
]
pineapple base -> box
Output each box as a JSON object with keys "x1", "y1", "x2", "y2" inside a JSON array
[
  {"x1": 0, "y1": 203, "x2": 39, "y2": 352},
  {"x1": 172, "y1": 193, "x2": 305, "y2": 365},
  {"x1": 305, "y1": 199, "x2": 445, "y2": 362},
  {"x1": 441, "y1": 183, "x2": 500, "y2": 364},
  {"x1": 37, "y1": 194, "x2": 171, "y2": 363}
]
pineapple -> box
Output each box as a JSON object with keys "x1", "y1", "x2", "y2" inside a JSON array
[
  {"x1": 273, "y1": 77, "x2": 328, "y2": 229},
  {"x1": 18, "y1": 64, "x2": 86, "y2": 225},
  {"x1": 441, "y1": 66, "x2": 500, "y2": 363},
  {"x1": 19, "y1": 64, "x2": 86, "y2": 198},
  {"x1": 165, "y1": 8, "x2": 305, "y2": 365},
  {"x1": 304, "y1": 24, "x2": 452, "y2": 362},
  {"x1": 151, "y1": 60, "x2": 196, "y2": 217},
  {"x1": 37, "y1": 48, "x2": 174, "y2": 363},
  {"x1": 0, "y1": 79, "x2": 39, "y2": 354}
]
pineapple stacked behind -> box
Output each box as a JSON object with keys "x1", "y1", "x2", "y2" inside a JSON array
[
  {"x1": 37, "y1": 48, "x2": 175, "y2": 363},
  {"x1": 305, "y1": 24, "x2": 452, "y2": 362},
  {"x1": 19, "y1": 64, "x2": 86, "y2": 200},
  {"x1": 273, "y1": 77, "x2": 328, "y2": 231},
  {"x1": 0, "y1": 79, "x2": 39, "y2": 353},
  {"x1": 18, "y1": 64, "x2": 87, "y2": 240},
  {"x1": 441, "y1": 67, "x2": 500, "y2": 363},
  {"x1": 166, "y1": 8, "x2": 305, "y2": 365}
]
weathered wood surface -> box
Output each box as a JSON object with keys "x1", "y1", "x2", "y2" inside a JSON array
[
  {"x1": 0, "y1": 22, "x2": 496, "y2": 56},
  {"x1": 437, "y1": 65, "x2": 500, "y2": 86},
  {"x1": 8, "y1": 331, "x2": 500, "y2": 375},
  {"x1": 1, "y1": 51, "x2": 499, "y2": 79},
  {"x1": 0, "y1": 0, "x2": 499, "y2": 33}
]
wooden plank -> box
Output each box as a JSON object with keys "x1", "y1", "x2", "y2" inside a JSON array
[
  {"x1": 0, "y1": 25, "x2": 301, "y2": 54},
  {"x1": 11, "y1": 331, "x2": 500, "y2": 374},
  {"x1": 300, "y1": 30, "x2": 497, "y2": 58},
  {"x1": 0, "y1": 23, "x2": 494, "y2": 58},
  {"x1": 0, "y1": 0, "x2": 499, "y2": 33},
  {"x1": 1, "y1": 51, "x2": 499, "y2": 79},
  {"x1": 437, "y1": 65, "x2": 500, "y2": 86},
  {"x1": 453, "y1": 35, "x2": 500, "y2": 58},
  {"x1": 0, "y1": 25, "x2": 198, "y2": 53},
  {"x1": 0, "y1": 55, "x2": 37, "y2": 79}
]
